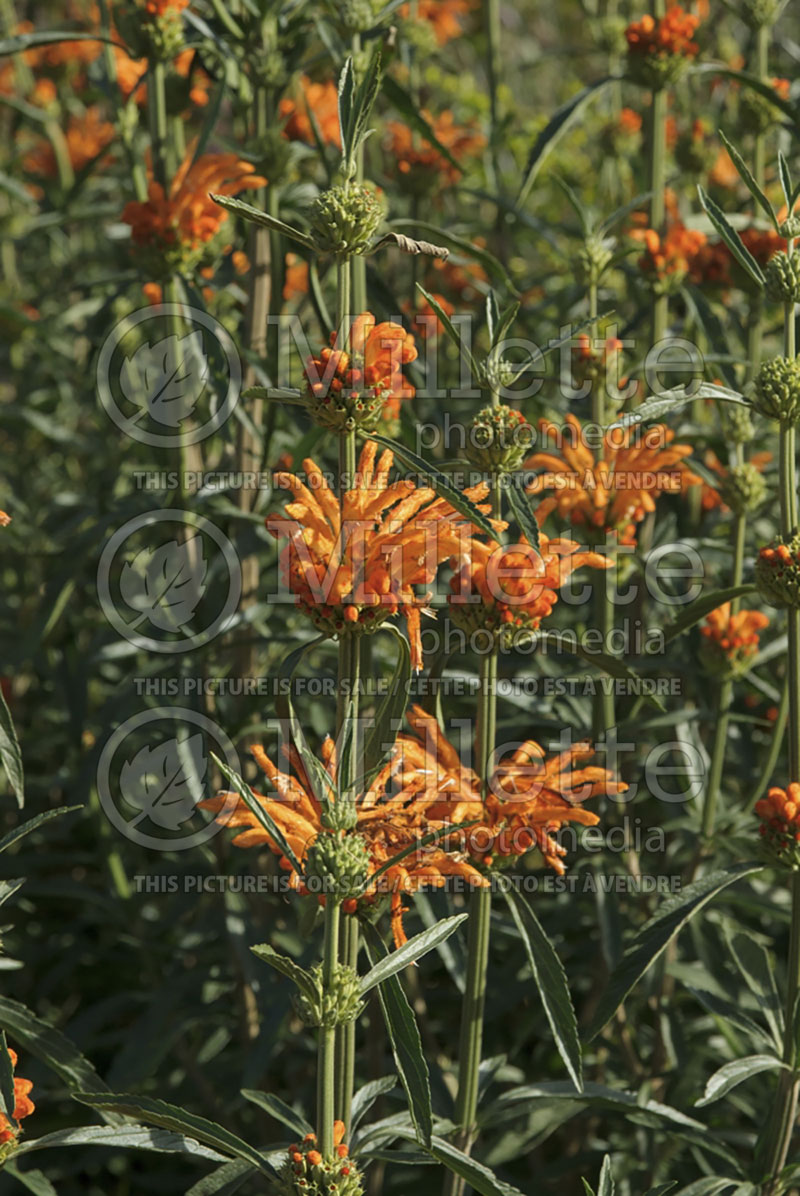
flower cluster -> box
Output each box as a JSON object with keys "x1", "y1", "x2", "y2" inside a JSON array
[
  {"x1": 0, "y1": 1049, "x2": 34, "y2": 1159},
  {"x1": 625, "y1": 6, "x2": 701, "y2": 87},
  {"x1": 278, "y1": 1122, "x2": 362, "y2": 1195},
  {"x1": 756, "y1": 535, "x2": 800, "y2": 609},
  {"x1": 24, "y1": 108, "x2": 115, "y2": 178},
  {"x1": 400, "y1": 0, "x2": 472, "y2": 45},
  {"x1": 448, "y1": 532, "x2": 610, "y2": 648},
  {"x1": 384, "y1": 110, "x2": 485, "y2": 190},
  {"x1": 635, "y1": 221, "x2": 708, "y2": 293},
  {"x1": 525, "y1": 413, "x2": 700, "y2": 547},
  {"x1": 756, "y1": 784, "x2": 800, "y2": 870},
  {"x1": 303, "y1": 313, "x2": 417, "y2": 431},
  {"x1": 280, "y1": 77, "x2": 342, "y2": 147},
  {"x1": 121, "y1": 149, "x2": 265, "y2": 275},
  {"x1": 268, "y1": 439, "x2": 495, "y2": 669},
  {"x1": 699, "y1": 602, "x2": 769, "y2": 676}
]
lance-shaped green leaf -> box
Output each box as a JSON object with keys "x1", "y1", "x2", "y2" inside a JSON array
[
  {"x1": 360, "y1": 914, "x2": 467, "y2": 994},
  {"x1": 184, "y1": 1158, "x2": 254, "y2": 1196},
  {"x1": 273, "y1": 637, "x2": 338, "y2": 819},
  {"x1": 695, "y1": 1055, "x2": 786, "y2": 1108},
  {"x1": 0, "y1": 685, "x2": 24, "y2": 808},
  {"x1": 3, "y1": 1162, "x2": 58, "y2": 1195},
  {"x1": 340, "y1": 49, "x2": 383, "y2": 176},
  {"x1": 0, "y1": 997, "x2": 124, "y2": 1124},
  {"x1": 664, "y1": 584, "x2": 758, "y2": 644},
  {"x1": 74, "y1": 1094, "x2": 277, "y2": 1177},
  {"x1": 210, "y1": 754, "x2": 304, "y2": 877},
  {"x1": 415, "y1": 283, "x2": 480, "y2": 378},
  {"x1": 362, "y1": 624, "x2": 411, "y2": 782},
  {"x1": 778, "y1": 150, "x2": 794, "y2": 214},
  {"x1": 240, "y1": 1090, "x2": 313, "y2": 1138},
  {"x1": 250, "y1": 944, "x2": 317, "y2": 1002},
  {"x1": 719, "y1": 132, "x2": 779, "y2": 232},
  {"x1": 697, "y1": 185, "x2": 765, "y2": 288},
  {"x1": 690, "y1": 64, "x2": 797, "y2": 122},
  {"x1": 517, "y1": 77, "x2": 613, "y2": 207},
  {"x1": 368, "y1": 431, "x2": 494, "y2": 537},
  {"x1": 350, "y1": 1076, "x2": 398, "y2": 1134},
  {"x1": 588, "y1": 862, "x2": 764, "y2": 1038},
  {"x1": 503, "y1": 887, "x2": 583, "y2": 1091},
  {"x1": 241, "y1": 386, "x2": 307, "y2": 407},
  {"x1": 0, "y1": 30, "x2": 123, "y2": 56},
  {"x1": 16, "y1": 1124, "x2": 227, "y2": 1161},
  {"x1": 505, "y1": 474, "x2": 540, "y2": 555},
  {"x1": 209, "y1": 195, "x2": 315, "y2": 250},
  {"x1": 395, "y1": 1131, "x2": 526, "y2": 1196},
  {"x1": 606, "y1": 381, "x2": 748, "y2": 431},
  {"x1": 0, "y1": 806, "x2": 81, "y2": 855},
  {"x1": 362, "y1": 923, "x2": 432, "y2": 1145}
]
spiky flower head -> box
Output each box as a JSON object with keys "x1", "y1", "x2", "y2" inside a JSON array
[
  {"x1": 309, "y1": 183, "x2": 384, "y2": 256},
  {"x1": 765, "y1": 251, "x2": 800, "y2": 306},
  {"x1": 278, "y1": 1123, "x2": 364, "y2": 1194},
  {"x1": 305, "y1": 831, "x2": 370, "y2": 897},
  {"x1": 739, "y1": 0, "x2": 782, "y2": 27},
  {"x1": 749, "y1": 356, "x2": 800, "y2": 425},
  {"x1": 756, "y1": 534, "x2": 800, "y2": 609},
  {"x1": 724, "y1": 403, "x2": 755, "y2": 445},
  {"x1": 464, "y1": 404, "x2": 534, "y2": 473},
  {"x1": 756, "y1": 783, "x2": 800, "y2": 869},
  {"x1": 295, "y1": 962, "x2": 364, "y2": 1029},
  {"x1": 719, "y1": 462, "x2": 767, "y2": 514}
]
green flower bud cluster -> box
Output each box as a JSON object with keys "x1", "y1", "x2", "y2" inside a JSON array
[
  {"x1": 719, "y1": 462, "x2": 767, "y2": 514},
  {"x1": 252, "y1": 49, "x2": 288, "y2": 90},
  {"x1": 305, "y1": 831, "x2": 369, "y2": 895},
  {"x1": 756, "y1": 534, "x2": 800, "y2": 609},
  {"x1": 748, "y1": 356, "x2": 800, "y2": 425},
  {"x1": 115, "y1": 4, "x2": 185, "y2": 62},
  {"x1": 295, "y1": 961, "x2": 364, "y2": 1028},
  {"x1": 627, "y1": 52, "x2": 691, "y2": 91},
  {"x1": 739, "y1": 0, "x2": 781, "y2": 27},
  {"x1": 308, "y1": 387, "x2": 388, "y2": 435},
  {"x1": 765, "y1": 252, "x2": 800, "y2": 305},
  {"x1": 309, "y1": 184, "x2": 383, "y2": 257},
  {"x1": 576, "y1": 235, "x2": 614, "y2": 287},
  {"x1": 780, "y1": 215, "x2": 800, "y2": 240},
  {"x1": 277, "y1": 1144, "x2": 364, "y2": 1196},
  {"x1": 724, "y1": 404, "x2": 755, "y2": 445},
  {"x1": 464, "y1": 404, "x2": 534, "y2": 473},
  {"x1": 336, "y1": 0, "x2": 384, "y2": 32}
]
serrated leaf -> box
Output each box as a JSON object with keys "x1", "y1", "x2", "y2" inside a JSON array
[
  {"x1": 416, "y1": 283, "x2": 480, "y2": 378},
  {"x1": 210, "y1": 754, "x2": 304, "y2": 877},
  {"x1": 606, "y1": 381, "x2": 748, "y2": 431},
  {"x1": 778, "y1": 151, "x2": 794, "y2": 214},
  {"x1": 517, "y1": 77, "x2": 613, "y2": 207},
  {"x1": 360, "y1": 914, "x2": 467, "y2": 994},
  {"x1": 3, "y1": 1163, "x2": 58, "y2": 1196},
  {"x1": 184, "y1": 1159, "x2": 254, "y2": 1196},
  {"x1": 74, "y1": 1094, "x2": 277, "y2": 1177},
  {"x1": 695, "y1": 1055, "x2": 785, "y2": 1108},
  {"x1": 240, "y1": 1090, "x2": 312, "y2": 1138},
  {"x1": 209, "y1": 194, "x2": 315, "y2": 250},
  {"x1": 588, "y1": 863, "x2": 764, "y2": 1038},
  {"x1": 503, "y1": 887, "x2": 583, "y2": 1091},
  {"x1": 598, "y1": 1155, "x2": 615, "y2": 1196},
  {"x1": 663, "y1": 585, "x2": 758, "y2": 644},
  {"x1": 697, "y1": 185, "x2": 765, "y2": 288},
  {"x1": 362, "y1": 923, "x2": 432, "y2": 1146},
  {"x1": 0, "y1": 686, "x2": 23, "y2": 808},
  {"x1": 249, "y1": 945, "x2": 317, "y2": 1002},
  {"x1": 368, "y1": 432, "x2": 494, "y2": 538},
  {"x1": 405, "y1": 1133, "x2": 526, "y2": 1196},
  {"x1": 505, "y1": 474, "x2": 540, "y2": 554}
]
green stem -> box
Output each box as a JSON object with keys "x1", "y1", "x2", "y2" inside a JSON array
[
  {"x1": 317, "y1": 898, "x2": 341, "y2": 1156},
  {"x1": 649, "y1": 85, "x2": 668, "y2": 351},
  {"x1": 351, "y1": 33, "x2": 367, "y2": 317},
  {"x1": 148, "y1": 60, "x2": 170, "y2": 188},
  {"x1": 484, "y1": 0, "x2": 503, "y2": 216},
  {"x1": 589, "y1": 279, "x2": 615, "y2": 737},
  {"x1": 335, "y1": 915, "x2": 359, "y2": 1124}
]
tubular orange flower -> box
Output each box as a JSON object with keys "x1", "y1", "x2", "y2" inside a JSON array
[
  {"x1": 756, "y1": 783, "x2": 800, "y2": 868},
  {"x1": 448, "y1": 530, "x2": 611, "y2": 644},
  {"x1": 625, "y1": 6, "x2": 700, "y2": 59},
  {"x1": 280, "y1": 77, "x2": 342, "y2": 147},
  {"x1": 267, "y1": 439, "x2": 494, "y2": 670},
  {"x1": 384, "y1": 111, "x2": 485, "y2": 188},
  {"x1": 24, "y1": 107, "x2": 115, "y2": 177},
  {"x1": 306, "y1": 312, "x2": 418, "y2": 408},
  {"x1": 525, "y1": 413, "x2": 700, "y2": 546},
  {"x1": 700, "y1": 602, "x2": 769, "y2": 674},
  {"x1": 121, "y1": 147, "x2": 266, "y2": 270},
  {"x1": 400, "y1": 0, "x2": 472, "y2": 43},
  {"x1": 0, "y1": 1049, "x2": 34, "y2": 1148},
  {"x1": 200, "y1": 732, "x2": 489, "y2": 948},
  {"x1": 634, "y1": 220, "x2": 707, "y2": 291}
]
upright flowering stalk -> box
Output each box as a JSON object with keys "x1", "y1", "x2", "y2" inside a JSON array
[{"x1": 625, "y1": 5, "x2": 700, "y2": 349}]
